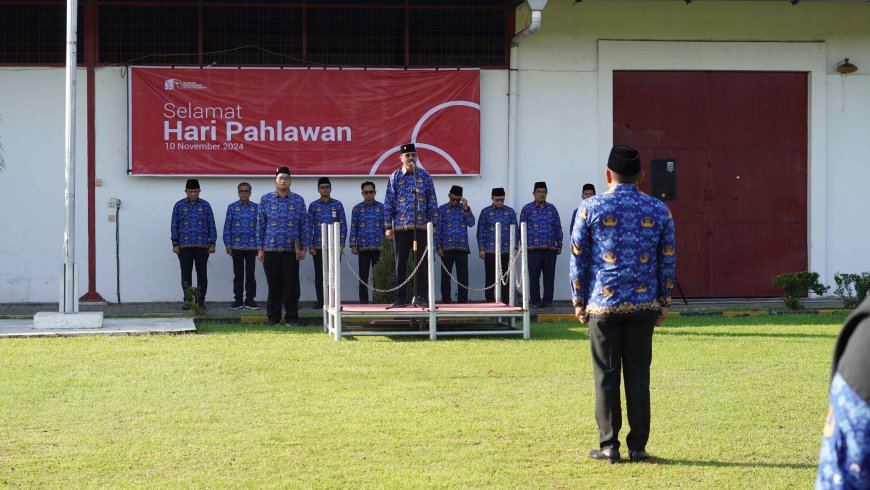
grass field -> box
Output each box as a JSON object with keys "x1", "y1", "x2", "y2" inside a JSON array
[{"x1": 0, "y1": 314, "x2": 846, "y2": 488}]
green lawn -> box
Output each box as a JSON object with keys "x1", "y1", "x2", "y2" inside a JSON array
[{"x1": 0, "y1": 315, "x2": 846, "y2": 488}]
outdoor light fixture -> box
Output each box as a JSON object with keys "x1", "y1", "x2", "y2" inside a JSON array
[{"x1": 837, "y1": 58, "x2": 858, "y2": 74}]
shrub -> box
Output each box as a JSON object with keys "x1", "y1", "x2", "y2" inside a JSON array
[
  {"x1": 832, "y1": 272, "x2": 870, "y2": 309},
  {"x1": 182, "y1": 283, "x2": 206, "y2": 315},
  {"x1": 772, "y1": 271, "x2": 829, "y2": 310},
  {"x1": 372, "y1": 236, "x2": 417, "y2": 304}
]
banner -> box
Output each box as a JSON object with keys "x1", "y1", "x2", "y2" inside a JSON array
[{"x1": 128, "y1": 67, "x2": 480, "y2": 176}]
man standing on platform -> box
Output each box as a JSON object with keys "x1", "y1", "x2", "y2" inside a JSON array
[
  {"x1": 349, "y1": 181, "x2": 384, "y2": 304},
  {"x1": 171, "y1": 178, "x2": 216, "y2": 310},
  {"x1": 520, "y1": 181, "x2": 562, "y2": 309},
  {"x1": 570, "y1": 144, "x2": 676, "y2": 464},
  {"x1": 308, "y1": 177, "x2": 346, "y2": 309},
  {"x1": 570, "y1": 183, "x2": 596, "y2": 233},
  {"x1": 257, "y1": 167, "x2": 310, "y2": 326},
  {"x1": 476, "y1": 187, "x2": 517, "y2": 304},
  {"x1": 223, "y1": 182, "x2": 259, "y2": 310},
  {"x1": 436, "y1": 185, "x2": 475, "y2": 303},
  {"x1": 383, "y1": 143, "x2": 439, "y2": 308}
]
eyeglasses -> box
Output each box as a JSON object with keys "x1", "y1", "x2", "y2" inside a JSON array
[
  {"x1": 402, "y1": 152, "x2": 417, "y2": 158},
  {"x1": 318, "y1": 185, "x2": 331, "y2": 189},
  {"x1": 238, "y1": 190, "x2": 251, "y2": 194},
  {"x1": 362, "y1": 190, "x2": 375, "y2": 195}
]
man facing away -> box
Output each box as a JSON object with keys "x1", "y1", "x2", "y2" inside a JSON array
[
  {"x1": 170, "y1": 178, "x2": 216, "y2": 310},
  {"x1": 257, "y1": 167, "x2": 310, "y2": 326},
  {"x1": 570, "y1": 144, "x2": 676, "y2": 464},
  {"x1": 349, "y1": 181, "x2": 384, "y2": 304},
  {"x1": 476, "y1": 187, "x2": 517, "y2": 304},
  {"x1": 308, "y1": 177, "x2": 346, "y2": 309},
  {"x1": 383, "y1": 143, "x2": 439, "y2": 308},
  {"x1": 436, "y1": 185, "x2": 475, "y2": 303},
  {"x1": 520, "y1": 181, "x2": 562, "y2": 309},
  {"x1": 223, "y1": 181, "x2": 259, "y2": 310}
]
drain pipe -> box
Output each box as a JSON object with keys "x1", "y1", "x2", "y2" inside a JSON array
[{"x1": 507, "y1": 0, "x2": 547, "y2": 212}]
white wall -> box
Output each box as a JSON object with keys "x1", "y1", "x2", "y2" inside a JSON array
[{"x1": 3, "y1": 1, "x2": 870, "y2": 302}]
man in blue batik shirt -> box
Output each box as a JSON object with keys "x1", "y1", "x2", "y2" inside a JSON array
[
  {"x1": 308, "y1": 177, "x2": 347, "y2": 309},
  {"x1": 257, "y1": 167, "x2": 310, "y2": 326},
  {"x1": 570, "y1": 145, "x2": 676, "y2": 464},
  {"x1": 223, "y1": 182, "x2": 259, "y2": 310},
  {"x1": 436, "y1": 185, "x2": 475, "y2": 303},
  {"x1": 383, "y1": 143, "x2": 439, "y2": 308},
  {"x1": 520, "y1": 181, "x2": 562, "y2": 309},
  {"x1": 816, "y1": 296, "x2": 870, "y2": 489},
  {"x1": 171, "y1": 178, "x2": 216, "y2": 310},
  {"x1": 476, "y1": 187, "x2": 518, "y2": 304},
  {"x1": 349, "y1": 181, "x2": 384, "y2": 304}
]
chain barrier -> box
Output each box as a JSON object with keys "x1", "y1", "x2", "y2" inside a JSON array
[
  {"x1": 341, "y1": 246, "x2": 430, "y2": 293},
  {"x1": 437, "y1": 248, "x2": 523, "y2": 292}
]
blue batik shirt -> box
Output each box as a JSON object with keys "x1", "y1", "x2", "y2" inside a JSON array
[
  {"x1": 569, "y1": 183, "x2": 676, "y2": 315},
  {"x1": 520, "y1": 201, "x2": 563, "y2": 252},
  {"x1": 171, "y1": 198, "x2": 216, "y2": 248},
  {"x1": 383, "y1": 166, "x2": 439, "y2": 231},
  {"x1": 349, "y1": 201, "x2": 385, "y2": 252},
  {"x1": 476, "y1": 205, "x2": 518, "y2": 254},
  {"x1": 222, "y1": 200, "x2": 259, "y2": 251},
  {"x1": 308, "y1": 198, "x2": 347, "y2": 250},
  {"x1": 256, "y1": 191, "x2": 310, "y2": 252},
  {"x1": 816, "y1": 373, "x2": 870, "y2": 489},
  {"x1": 436, "y1": 203, "x2": 476, "y2": 253}
]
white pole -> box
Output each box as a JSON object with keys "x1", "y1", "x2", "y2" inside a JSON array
[
  {"x1": 495, "y1": 222, "x2": 502, "y2": 304},
  {"x1": 509, "y1": 224, "x2": 517, "y2": 328},
  {"x1": 427, "y1": 222, "x2": 436, "y2": 340},
  {"x1": 62, "y1": 0, "x2": 78, "y2": 313},
  {"x1": 333, "y1": 222, "x2": 342, "y2": 341},
  {"x1": 521, "y1": 222, "x2": 530, "y2": 339},
  {"x1": 322, "y1": 223, "x2": 329, "y2": 332}
]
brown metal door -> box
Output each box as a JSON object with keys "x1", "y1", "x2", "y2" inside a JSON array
[{"x1": 613, "y1": 71, "x2": 808, "y2": 297}]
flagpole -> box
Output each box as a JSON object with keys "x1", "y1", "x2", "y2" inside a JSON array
[{"x1": 62, "y1": 0, "x2": 78, "y2": 313}]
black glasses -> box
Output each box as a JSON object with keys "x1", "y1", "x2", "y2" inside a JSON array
[
  {"x1": 238, "y1": 189, "x2": 251, "y2": 193},
  {"x1": 402, "y1": 152, "x2": 417, "y2": 158}
]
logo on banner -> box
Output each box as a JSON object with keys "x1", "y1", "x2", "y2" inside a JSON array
[{"x1": 164, "y1": 78, "x2": 207, "y2": 91}]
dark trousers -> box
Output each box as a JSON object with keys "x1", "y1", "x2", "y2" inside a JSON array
[
  {"x1": 588, "y1": 311, "x2": 657, "y2": 452},
  {"x1": 440, "y1": 251, "x2": 469, "y2": 303},
  {"x1": 231, "y1": 250, "x2": 257, "y2": 302},
  {"x1": 528, "y1": 250, "x2": 557, "y2": 306},
  {"x1": 484, "y1": 252, "x2": 510, "y2": 303},
  {"x1": 178, "y1": 247, "x2": 209, "y2": 304},
  {"x1": 263, "y1": 251, "x2": 300, "y2": 323},
  {"x1": 394, "y1": 229, "x2": 428, "y2": 301},
  {"x1": 357, "y1": 250, "x2": 380, "y2": 303},
  {"x1": 312, "y1": 250, "x2": 324, "y2": 308}
]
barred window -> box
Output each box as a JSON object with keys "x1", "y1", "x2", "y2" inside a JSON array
[
  {"x1": 2, "y1": 1, "x2": 510, "y2": 68},
  {"x1": 0, "y1": 3, "x2": 83, "y2": 64}
]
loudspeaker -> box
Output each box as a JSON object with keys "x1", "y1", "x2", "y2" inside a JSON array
[{"x1": 650, "y1": 159, "x2": 676, "y2": 200}]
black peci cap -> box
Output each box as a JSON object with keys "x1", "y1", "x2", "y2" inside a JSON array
[
  {"x1": 607, "y1": 145, "x2": 641, "y2": 176},
  {"x1": 185, "y1": 179, "x2": 200, "y2": 190}
]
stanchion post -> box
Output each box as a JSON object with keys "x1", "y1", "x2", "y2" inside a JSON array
[
  {"x1": 495, "y1": 222, "x2": 502, "y2": 305},
  {"x1": 427, "y1": 222, "x2": 436, "y2": 340},
  {"x1": 521, "y1": 222, "x2": 530, "y2": 339},
  {"x1": 322, "y1": 223, "x2": 329, "y2": 332},
  {"x1": 509, "y1": 224, "x2": 516, "y2": 327},
  {"x1": 333, "y1": 222, "x2": 342, "y2": 341}
]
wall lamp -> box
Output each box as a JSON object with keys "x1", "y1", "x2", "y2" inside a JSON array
[{"x1": 837, "y1": 58, "x2": 858, "y2": 74}]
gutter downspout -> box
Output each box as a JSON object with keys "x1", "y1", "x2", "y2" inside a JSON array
[{"x1": 507, "y1": 1, "x2": 546, "y2": 213}]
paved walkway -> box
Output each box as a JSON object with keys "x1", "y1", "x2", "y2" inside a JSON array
[{"x1": 0, "y1": 297, "x2": 845, "y2": 319}]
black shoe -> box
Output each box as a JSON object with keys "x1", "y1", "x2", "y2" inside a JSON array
[
  {"x1": 629, "y1": 450, "x2": 649, "y2": 462},
  {"x1": 244, "y1": 299, "x2": 259, "y2": 310},
  {"x1": 267, "y1": 320, "x2": 280, "y2": 326},
  {"x1": 540, "y1": 302, "x2": 553, "y2": 309},
  {"x1": 413, "y1": 296, "x2": 428, "y2": 307},
  {"x1": 387, "y1": 299, "x2": 407, "y2": 309},
  {"x1": 230, "y1": 300, "x2": 244, "y2": 309},
  {"x1": 589, "y1": 448, "x2": 620, "y2": 464},
  {"x1": 284, "y1": 319, "x2": 299, "y2": 327},
  {"x1": 441, "y1": 298, "x2": 452, "y2": 304}
]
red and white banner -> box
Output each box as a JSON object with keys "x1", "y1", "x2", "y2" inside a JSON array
[{"x1": 128, "y1": 67, "x2": 480, "y2": 176}]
